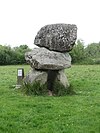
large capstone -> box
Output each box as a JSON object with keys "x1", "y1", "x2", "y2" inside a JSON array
[
  {"x1": 25, "y1": 47, "x2": 71, "y2": 70},
  {"x1": 34, "y1": 23, "x2": 77, "y2": 52}
]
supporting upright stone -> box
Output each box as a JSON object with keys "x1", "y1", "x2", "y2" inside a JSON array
[
  {"x1": 57, "y1": 70, "x2": 70, "y2": 88},
  {"x1": 24, "y1": 68, "x2": 69, "y2": 89},
  {"x1": 24, "y1": 68, "x2": 48, "y2": 85}
]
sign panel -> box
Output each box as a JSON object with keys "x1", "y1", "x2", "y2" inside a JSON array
[{"x1": 18, "y1": 69, "x2": 22, "y2": 76}]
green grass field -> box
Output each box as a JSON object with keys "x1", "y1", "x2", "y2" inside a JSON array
[{"x1": 0, "y1": 65, "x2": 100, "y2": 133}]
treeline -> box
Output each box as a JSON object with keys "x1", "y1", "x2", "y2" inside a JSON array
[
  {"x1": 0, "y1": 45, "x2": 31, "y2": 65},
  {"x1": 0, "y1": 40, "x2": 100, "y2": 65},
  {"x1": 70, "y1": 40, "x2": 100, "y2": 64}
]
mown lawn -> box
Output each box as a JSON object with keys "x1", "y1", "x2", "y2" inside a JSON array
[{"x1": 0, "y1": 65, "x2": 100, "y2": 133}]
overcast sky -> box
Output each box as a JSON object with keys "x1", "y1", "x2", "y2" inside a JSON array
[{"x1": 0, "y1": 0, "x2": 100, "y2": 48}]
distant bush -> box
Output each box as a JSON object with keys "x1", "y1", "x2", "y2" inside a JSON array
[
  {"x1": 0, "y1": 45, "x2": 31, "y2": 65},
  {"x1": 70, "y1": 40, "x2": 100, "y2": 65},
  {"x1": 93, "y1": 58, "x2": 100, "y2": 64}
]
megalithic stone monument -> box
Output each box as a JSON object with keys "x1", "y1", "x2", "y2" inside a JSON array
[{"x1": 24, "y1": 23, "x2": 77, "y2": 95}]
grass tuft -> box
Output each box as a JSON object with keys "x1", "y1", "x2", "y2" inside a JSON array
[
  {"x1": 21, "y1": 81, "x2": 76, "y2": 96},
  {"x1": 21, "y1": 81, "x2": 48, "y2": 96}
]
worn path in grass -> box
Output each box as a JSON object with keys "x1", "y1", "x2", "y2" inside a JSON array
[{"x1": 0, "y1": 65, "x2": 100, "y2": 133}]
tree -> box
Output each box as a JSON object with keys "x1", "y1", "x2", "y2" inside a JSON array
[
  {"x1": 70, "y1": 39, "x2": 85, "y2": 63},
  {"x1": 13, "y1": 45, "x2": 31, "y2": 64},
  {"x1": 85, "y1": 42, "x2": 100, "y2": 64},
  {"x1": 0, "y1": 45, "x2": 12, "y2": 65},
  {"x1": 0, "y1": 44, "x2": 31, "y2": 65},
  {"x1": 85, "y1": 42, "x2": 100, "y2": 58}
]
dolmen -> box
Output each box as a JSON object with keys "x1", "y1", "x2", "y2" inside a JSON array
[{"x1": 24, "y1": 23, "x2": 77, "y2": 95}]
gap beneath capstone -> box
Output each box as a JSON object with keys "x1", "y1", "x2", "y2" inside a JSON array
[{"x1": 47, "y1": 70, "x2": 58, "y2": 94}]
